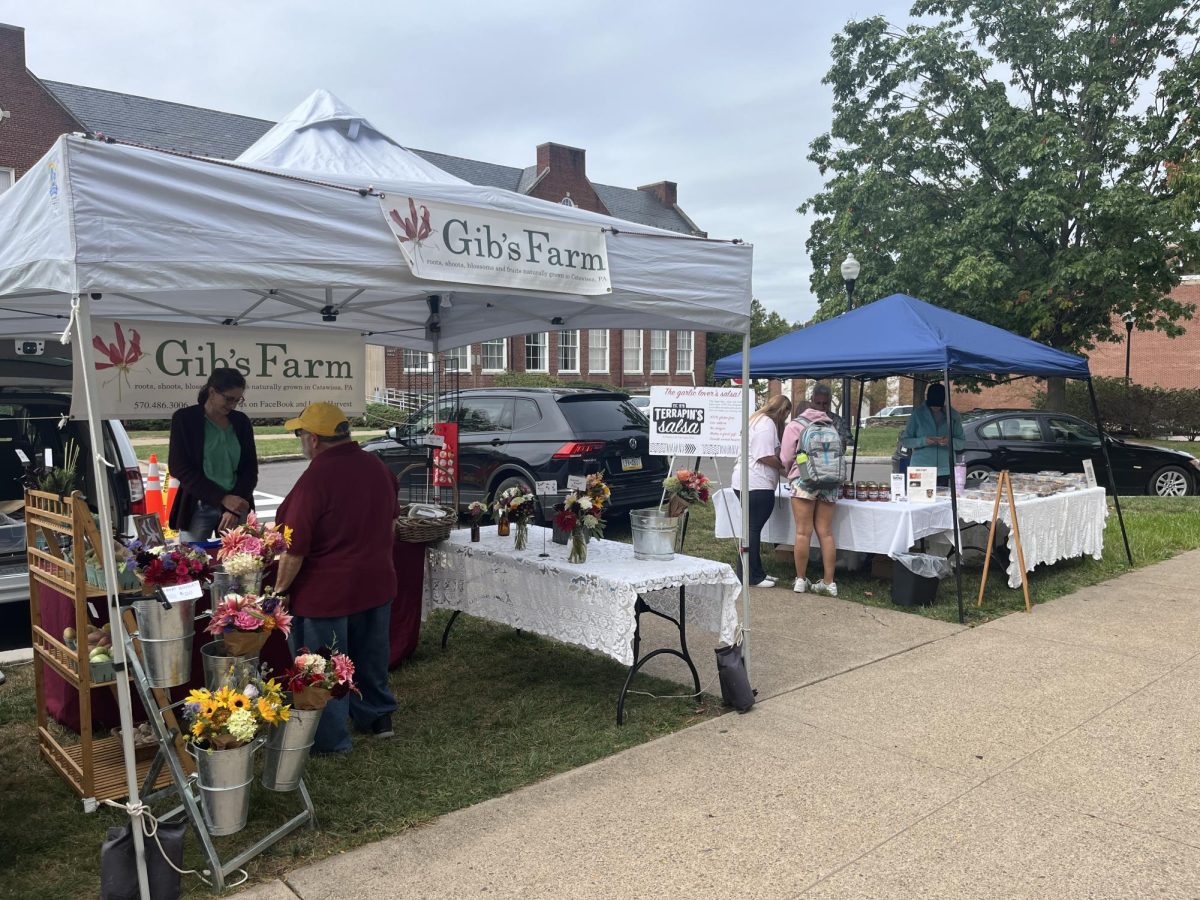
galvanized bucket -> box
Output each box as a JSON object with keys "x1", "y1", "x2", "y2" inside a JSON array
[
  {"x1": 131, "y1": 596, "x2": 195, "y2": 688},
  {"x1": 189, "y1": 738, "x2": 262, "y2": 836},
  {"x1": 209, "y1": 568, "x2": 264, "y2": 604},
  {"x1": 200, "y1": 640, "x2": 260, "y2": 692},
  {"x1": 260, "y1": 707, "x2": 323, "y2": 792},
  {"x1": 630, "y1": 508, "x2": 681, "y2": 561}
]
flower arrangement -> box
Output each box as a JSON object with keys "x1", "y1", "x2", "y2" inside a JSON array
[
  {"x1": 207, "y1": 591, "x2": 292, "y2": 656},
  {"x1": 217, "y1": 512, "x2": 291, "y2": 576},
  {"x1": 184, "y1": 676, "x2": 290, "y2": 750},
  {"x1": 125, "y1": 540, "x2": 213, "y2": 589},
  {"x1": 281, "y1": 646, "x2": 360, "y2": 710},
  {"x1": 585, "y1": 472, "x2": 611, "y2": 510},
  {"x1": 663, "y1": 469, "x2": 711, "y2": 509},
  {"x1": 495, "y1": 486, "x2": 538, "y2": 549},
  {"x1": 466, "y1": 501, "x2": 488, "y2": 521},
  {"x1": 554, "y1": 473, "x2": 609, "y2": 563}
]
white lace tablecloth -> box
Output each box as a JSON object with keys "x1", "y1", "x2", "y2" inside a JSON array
[
  {"x1": 424, "y1": 526, "x2": 740, "y2": 666},
  {"x1": 713, "y1": 487, "x2": 955, "y2": 558},
  {"x1": 956, "y1": 487, "x2": 1108, "y2": 588}
]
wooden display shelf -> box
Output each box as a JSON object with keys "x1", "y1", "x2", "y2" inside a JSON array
[
  {"x1": 39, "y1": 728, "x2": 180, "y2": 803},
  {"x1": 31, "y1": 627, "x2": 119, "y2": 688}
]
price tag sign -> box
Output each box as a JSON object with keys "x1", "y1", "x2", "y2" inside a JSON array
[
  {"x1": 44, "y1": 448, "x2": 53, "y2": 468},
  {"x1": 566, "y1": 475, "x2": 588, "y2": 492},
  {"x1": 419, "y1": 434, "x2": 446, "y2": 448},
  {"x1": 15, "y1": 449, "x2": 29, "y2": 464},
  {"x1": 535, "y1": 480, "x2": 558, "y2": 496},
  {"x1": 1082, "y1": 459, "x2": 1098, "y2": 489},
  {"x1": 159, "y1": 581, "x2": 203, "y2": 604}
]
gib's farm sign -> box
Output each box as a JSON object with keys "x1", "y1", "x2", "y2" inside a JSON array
[
  {"x1": 72, "y1": 319, "x2": 365, "y2": 420},
  {"x1": 380, "y1": 196, "x2": 612, "y2": 295}
]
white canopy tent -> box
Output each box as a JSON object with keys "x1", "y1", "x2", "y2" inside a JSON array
[{"x1": 0, "y1": 130, "x2": 756, "y2": 898}]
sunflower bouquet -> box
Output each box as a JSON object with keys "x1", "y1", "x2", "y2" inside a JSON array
[{"x1": 184, "y1": 676, "x2": 290, "y2": 750}]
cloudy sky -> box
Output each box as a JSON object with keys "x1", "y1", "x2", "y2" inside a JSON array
[{"x1": 7, "y1": 0, "x2": 913, "y2": 323}]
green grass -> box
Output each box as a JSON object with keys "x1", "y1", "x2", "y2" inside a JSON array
[
  {"x1": 0, "y1": 612, "x2": 716, "y2": 900},
  {"x1": 851, "y1": 425, "x2": 902, "y2": 456},
  {"x1": 135, "y1": 441, "x2": 305, "y2": 464}
]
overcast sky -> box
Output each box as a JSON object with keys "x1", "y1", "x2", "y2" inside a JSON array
[{"x1": 7, "y1": 0, "x2": 913, "y2": 323}]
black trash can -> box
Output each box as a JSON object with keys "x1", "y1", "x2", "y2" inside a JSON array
[{"x1": 890, "y1": 552, "x2": 948, "y2": 607}]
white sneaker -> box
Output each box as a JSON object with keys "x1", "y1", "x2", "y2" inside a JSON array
[
  {"x1": 793, "y1": 577, "x2": 810, "y2": 594},
  {"x1": 753, "y1": 576, "x2": 776, "y2": 588},
  {"x1": 811, "y1": 581, "x2": 838, "y2": 597}
]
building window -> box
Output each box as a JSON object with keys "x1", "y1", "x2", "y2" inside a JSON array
[
  {"x1": 557, "y1": 330, "x2": 579, "y2": 373},
  {"x1": 623, "y1": 330, "x2": 643, "y2": 374},
  {"x1": 480, "y1": 339, "x2": 506, "y2": 373},
  {"x1": 650, "y1": 330, "x2": 670, "y2": 374},
  {"x1": 443, "y1": 346, "x2": 470, "y2": 374},
  {"x1": 525, "y1": 333, "x2": 548, "y2": 372},
  {"x1": 675, "y1": 330, "x2": 694, "y2": 374},
  {"x1": 588, "y1": 330, "x2": 609, "y2": 374},
  {"x1": 0, "y1": 168, "x2": 13, "y2": 194},
  {"x1": 403, "y1": 349, "x2": 432, "y2": 372}
]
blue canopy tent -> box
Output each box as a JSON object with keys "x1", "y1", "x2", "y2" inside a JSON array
[{"x1": 715, "y1": 293, "x2": 1130, "y2": 622}]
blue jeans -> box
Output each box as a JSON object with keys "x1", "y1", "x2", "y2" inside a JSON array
[
  {"x1": 288, "y1": 602, "x2": 397, "y2": 753},
  {"x1": 179, "y1": 501, "x2": 222, "y2": 544}
]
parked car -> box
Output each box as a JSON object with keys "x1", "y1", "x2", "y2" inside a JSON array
[
  {"x1": 891, "y1": 409, "x2": 1200, "y2": 496},
  {"x1": 0, "y1": 345, "x2": 146, "y2": 607},
  {"x1": 865, "y1": 405, "x2": 913, "y2": 427},
  {"x1": 628, "y1": 395, "x2": 651, "y2": 412},
  {"x1": 362, "y1": 388, "x2": 668, "y2": 517}
]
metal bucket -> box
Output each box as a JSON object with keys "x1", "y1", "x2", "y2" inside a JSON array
[
  {"x1": 200, "y1": 640, "x2": 260, "y2": 692},
  {"x1": 260, "y1": 707, "x2": 323, "y2": 792},
  {"x1": 630, "y1": 508, "x2": 681, "y2": 561},
  {"x1": 131, "y1": 596, "x2": 195, "y2": 688},
  {"x1": 189, "y1": 738, "x2": 262, "y2": 836},
  {"x1": 210, "y1": 569, "x2": 263, "y2": 604}
]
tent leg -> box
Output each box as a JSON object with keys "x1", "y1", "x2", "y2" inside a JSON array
[
  {"x1": 945, "y1": 367, "x2": 964, "y2": 625},
  {"x1": 739, "y1": 332, "x2": 752, "y2": 677},
  {"x1": 850, "y1": 377, "x2": 867, "y2": 482},
  {"x1": 1086, "y1": 377, "x2": 1133, "y2": 566}
]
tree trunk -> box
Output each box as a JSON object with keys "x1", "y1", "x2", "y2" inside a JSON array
[{"x1": 1044, "y1": 377, "x2": 1067, "y2": 411}]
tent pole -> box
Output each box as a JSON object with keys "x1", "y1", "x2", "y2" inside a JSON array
[
  {"x1": 74, "y1": 294, "x2": 152, "y2": 900},
  {"x1": 850, "y1": 377, "x2": 866, "y2": 482},
  {"x1": 1086, "y1": 377, "x2": 1133, "y2": 566},
  {"x1": 945, "y1": 367, "x2": 964, "y2": 625},
  {"x1": 739, "y1": 333, "x2": 752, "y2": 676}
]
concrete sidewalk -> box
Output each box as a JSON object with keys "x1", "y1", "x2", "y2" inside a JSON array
[{"x1": 240, "y1": 551, "x2": 1200, "y2": 899}]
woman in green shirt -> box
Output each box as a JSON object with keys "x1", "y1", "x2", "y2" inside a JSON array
[
  {"x1": 899, "y1": 382, "x2": 965, "y2": 484},
  {"x1": 167, "y1": 368, "x2": 259, "y2": 542}
]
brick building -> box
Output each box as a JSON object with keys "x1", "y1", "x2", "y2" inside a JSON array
[{"x1": 0, "y1": 22, "x2": 707, "y2": 395}]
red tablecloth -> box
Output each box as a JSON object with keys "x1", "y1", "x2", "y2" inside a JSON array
[{"x1": 390, "y1": 539, "x2": 426, "y2": 668}]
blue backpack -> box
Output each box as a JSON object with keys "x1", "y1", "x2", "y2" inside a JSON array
[{"x1": 797, "y1": 421, "x2": 845, "y2": 486}]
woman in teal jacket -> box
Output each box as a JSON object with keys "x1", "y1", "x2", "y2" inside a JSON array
[{"x1": 900, "y1": 382, "x2": 965, "y2": 483}]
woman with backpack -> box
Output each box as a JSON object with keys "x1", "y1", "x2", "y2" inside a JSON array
[
  {"x1": 780, "y1": 399, "x2": 842, "y2": 596},
  {"x1": 730, "y1": 395, "x2": 791, "y2": 587}
]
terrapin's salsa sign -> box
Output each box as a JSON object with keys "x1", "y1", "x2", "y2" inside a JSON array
[
  {"x1": 380, "y1": 196, "x2": 612, "y2": 295},
  {"x1": 71, "y1": 319, "x2": 365, "y2": 420}
]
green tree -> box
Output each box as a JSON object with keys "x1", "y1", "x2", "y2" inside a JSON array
[
  {"x1": 706, "y1": 299, "x2": 797, "y2": 382},
  {"x1": 801, "y1": 0, "x2": 1200, "y2": 406}
]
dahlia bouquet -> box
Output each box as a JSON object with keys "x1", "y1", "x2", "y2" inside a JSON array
[
  {"x1": 281, "y1": 646, "x2": 360, "y2": 710},
  {"x1": 206, "y1": 591, "x2": 293, "y2": 656},
  {"x1": 553, "y1": 491, "x2": 605, "y2": 564},
  {"x1": 125, "y1": 540, "x2": 214, "y2": 589},
  {"x1": 662, "y1": 469, "x2": 711, "y2": 517},
  {"x1": 184, "y1": 676, "x2": 290, "y2": 750},
  {"x1": 495, "y1": 486, "x2": 538, "y2": 549},
  {"x1": 217, "y1": 512, "x2": 292, "y2": 577}
]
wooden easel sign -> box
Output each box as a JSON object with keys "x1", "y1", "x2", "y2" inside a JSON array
[{"x1": 976, "y1": 470, "x2": 1033, "y2": 612}]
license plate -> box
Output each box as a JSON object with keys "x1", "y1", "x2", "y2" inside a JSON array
[{"x1": 621, "y1": 456, "x2": 643, "y2": 472}]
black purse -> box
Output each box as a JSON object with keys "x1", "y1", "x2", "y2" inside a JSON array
[{"x1": 714, "y1": 642, "x2": 757, "y2": 712}]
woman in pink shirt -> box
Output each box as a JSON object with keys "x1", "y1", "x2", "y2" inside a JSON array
[{"x1": 780, "y1": 399, "x2": 840, "y2": 597}]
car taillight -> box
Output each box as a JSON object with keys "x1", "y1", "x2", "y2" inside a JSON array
[
  {"x1": 552, "y1": 441, "x2": 606, "y2": 460},
  {"x1": 126, "y1": 466, "x2": 147, "y2": 515}
]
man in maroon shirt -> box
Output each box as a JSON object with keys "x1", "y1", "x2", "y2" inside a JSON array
[{"x1": 274, "y1": 402, "x2": 400, "y2": 753}]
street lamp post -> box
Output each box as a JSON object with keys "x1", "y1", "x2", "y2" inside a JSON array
[
  {"x1": 1123, "y1": 312, "x2": 1135, "y2": 385},
  {"x1": 839, "y1": 253, "x2": 861, "y2": 445}
]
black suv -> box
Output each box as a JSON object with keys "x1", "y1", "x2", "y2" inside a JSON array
[{"x1": 362, "y1": 388, "x2": 667, "y2": 517}]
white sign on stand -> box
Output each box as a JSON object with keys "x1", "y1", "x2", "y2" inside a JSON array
[
  {"x1": 907, "y1": 466, "x2": 939, "y2": 503},
  {"x1": 1082, "y1": 459, "x2": 1098, "y2": 489},
  {"x1": 648, "y1": 386, "x2": 743, "y2": 458},
  {"x1": 159, "y1": 580, "x2": 203, "y2": 604},
  {"x1": 566, "y1": 475, "x2": 588, "y2": 492},
  {"x1": 535, "y1": 481, "x2": 558, "y2": 496}
]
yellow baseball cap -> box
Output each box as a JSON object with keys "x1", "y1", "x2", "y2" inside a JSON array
[{"x1": 284, "y1": 402, "x2": 350, "y2": 438}]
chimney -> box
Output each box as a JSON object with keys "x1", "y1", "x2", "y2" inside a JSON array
[
  {"x1": 0, "y1": 24, "x2": 27, "y2": 70},
  {"x1": 638, "y1": 181, "x2": 678, "y2": 209},
  {"x1": 536, "y1": 142, "x2": 588, "y2": 179}
]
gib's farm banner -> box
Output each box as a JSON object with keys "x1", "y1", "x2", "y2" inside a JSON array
[{"x1": 73, "y1": 319, "x2": 364, "y2": 420}]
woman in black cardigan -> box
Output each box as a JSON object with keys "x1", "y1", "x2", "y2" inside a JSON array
[{"x1": 167, "y1": 368, "x2": 258, "y2": 542}]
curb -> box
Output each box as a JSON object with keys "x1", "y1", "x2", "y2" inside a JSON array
[{"x1": 0, "y1": 648, "x2": 33, "y2": 666}]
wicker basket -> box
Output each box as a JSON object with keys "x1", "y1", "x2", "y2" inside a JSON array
[{"x1": 394, "y1": 504, "x2": 456, "y2": 544}]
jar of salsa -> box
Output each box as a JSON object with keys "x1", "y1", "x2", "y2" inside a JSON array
[
  {"x1": 854, "y1": 481, "x2": 869, "y2": 501},
  {"x1": 869, "y1": 483, "x2": 883, "y2": 501},
  {"x1": 841, "y1": 482, "x2": 853, "y2": 499}
]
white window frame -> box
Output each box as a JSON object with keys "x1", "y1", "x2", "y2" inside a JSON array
[
  {"x1": 675, "y1": 330, "x2": 694, "y2": 374},
  {"x1": 557, "y1": 330, "x2": 580, "y2": 374},
  {"x1": 623, "y1": 330, "x2": 643, "y2": 374},
  {"x1": 587, "y1": 329, "x2": 609, "y2": 374},
  {"x1": 443, "y1": 346, "x2": 470, "y2": 374},
  {"x1": 480, "y1": 338, "x2": 507, "y2": 373},
  {"x1": 525, "y1": 332, "x2": 549, "y2": 373},
  {"x1": 403, "y1": 349, "x2": 433, "y2": 372},
  {"x1": 649, "y1": 330, "x2": 670, "y2": 374},
  {"x1": 0, "y1": 167, "x2": 14, "y2": 194}
]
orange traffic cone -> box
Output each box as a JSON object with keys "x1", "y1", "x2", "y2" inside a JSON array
[
  {"x1": 164, "y1": 475, "x2": 179, "y2": 524},
  {"x1": 145, "y1": 454, "x2": 165, "y2": 523}
]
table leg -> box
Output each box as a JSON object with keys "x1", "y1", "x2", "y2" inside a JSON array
[
  {"x1": 616, "y1": 587, "x2": 702, "y2": 725},
  {"x1": 440, "y1": 610, "x2": 461, "y2": 650}
]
